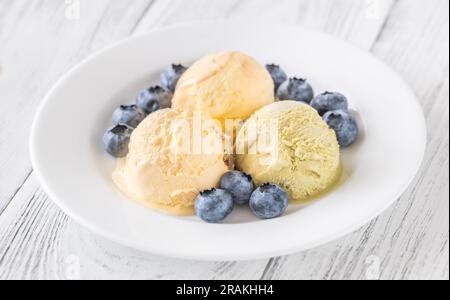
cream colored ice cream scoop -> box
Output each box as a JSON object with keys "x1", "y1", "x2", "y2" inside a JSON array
[
  {"x1": 172, "y1": 51, "x2": 275, "y2": 122},
  {"x1": 236, "y1": 101, "x2": 340, "y2": 203},
  {"x1": 113, "y1": 108, "x2": 232, "y2": 215}
]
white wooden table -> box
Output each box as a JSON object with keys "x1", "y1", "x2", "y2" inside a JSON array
[{"x1": 0, "y1": 0, "x2": 448, "y2": 280}]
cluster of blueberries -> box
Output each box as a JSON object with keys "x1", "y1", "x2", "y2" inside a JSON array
[
  {"x1": 196, "y1": 171, "x2": 288, "y2": 223},
  {"x1": 103, "y1": 64, "x2": 187, "y2": 157},
  {"x1": 266, "y1": 64, "x2": 359, "y2": 148}
]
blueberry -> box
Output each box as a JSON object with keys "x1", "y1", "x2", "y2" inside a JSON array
[
  {"x1": 266, "y1": 64, "x2": 288, "y2": 92},
  {"x1": 277, "y1": 78, "x2": 314, "y2": 103},
  {"x1": 112, "y1": 105, "x2": 146, "y2": 128},
  {"x1": 311, "y1": 92, "x2": 349, "y2": 116},
  {"x1": 195, "y1": 189, "x2": 234, "y2": 223},
  {"x1": 323, "y1": 110, "x2": 359, "y2": 148},
  {"x1": 102, "y1": 124, "x2": 133, "y2": 158},
  {"x1": 249, "y1": 183, "x2": 289, "y2": 219},
  {"x1": 220, "y1": 171, "x2": 254, "y2": 205},
  {"x1": 160, "y1": 64, "x2": 187, "y2": 92},
  {"x1": 136, "y1": 86, "x2": 171, "y2": 113}
]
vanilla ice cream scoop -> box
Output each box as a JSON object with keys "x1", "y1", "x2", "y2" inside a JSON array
[
  {"x1": 172, "y1": 51, "x2": 275, "y2": 121},
  {"x1": 113, "y1": 108, "x2": 232, "y2": 215},
  {"x1": 236, "y1": 101, "x2": 340, "y2": 203}
]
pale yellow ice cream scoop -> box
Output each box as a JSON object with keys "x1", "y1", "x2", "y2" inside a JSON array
[
  {"x1": 113, "y1": 108, "x2": 232, "y2": 216},
  {"x1": 236, "y1": 101, "x2": 340, "y2": 203},
  {"x1": 172, "y1": 51, "x2": 275, "y2": 122}
]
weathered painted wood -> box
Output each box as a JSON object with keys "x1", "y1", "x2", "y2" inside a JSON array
[
  {"x1": 262, "y1": 0, "x2": 450, "y2": 280},
  {"x1": 0, "y1": 0, "x2": 448, "y2": 280},
  {"x1": 0, "y1": 0, "x2": 155, "y2": 213}
]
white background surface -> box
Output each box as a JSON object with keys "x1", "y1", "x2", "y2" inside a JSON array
[{"x1": 0, "y1": 0, "x2": 448, "y2": 280}]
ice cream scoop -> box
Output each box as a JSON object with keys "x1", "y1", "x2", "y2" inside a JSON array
[
  {"x1": 236, "y1": 101, "x2": 340, "y2": 203},
  {"x1": 172, "y1": 51, "x2": 275, "y2": 122},
  {"x1": 113, "y1": 108, "x2": 233, "y2": 215}
]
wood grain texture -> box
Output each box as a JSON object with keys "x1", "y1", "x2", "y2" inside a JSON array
[
  {"x1": 0, "y1": 0, "x2": 448, "y2": 280},
  {"x1": 262, "y1": 0, "x2": 450, "y2": 280},
  {"x1": 0, "y1": 0, "x2": 155, "y2": 213}
]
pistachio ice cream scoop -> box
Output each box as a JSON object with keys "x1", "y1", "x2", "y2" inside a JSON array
[{"x1": 236, "y1": 101, "x2": 341, "y2": 203}]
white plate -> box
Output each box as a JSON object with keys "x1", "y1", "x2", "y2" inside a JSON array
[{"x1": 30, "y1": 22, "x2": 426, "y2": 261}]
